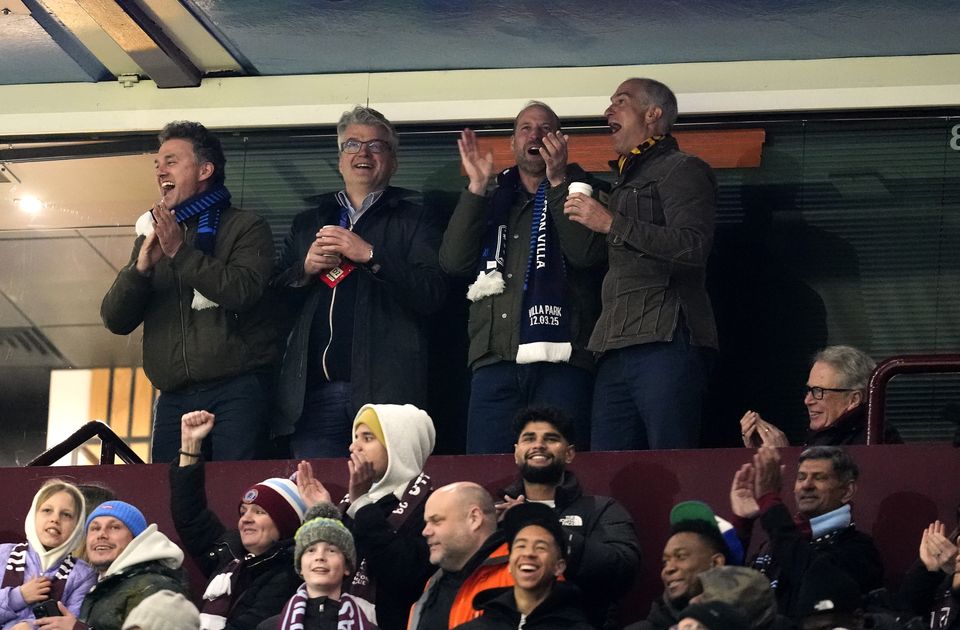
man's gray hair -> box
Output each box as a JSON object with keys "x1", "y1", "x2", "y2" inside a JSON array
[
  {"x1": 623, "y1": 78, "x2": 679, "y2": 134},
  {"x1": 513, "y1": 100, "x2": 561, "y2": 132},
  {"x1": 813, "y1": 345, "x2": 876, "y2": 391},
  {"x1": 336, "y1": 105, "x2": 399, "y2": 152},
  {"x1": 799, "y1": 446, "x2": 859, "y2": 484}
]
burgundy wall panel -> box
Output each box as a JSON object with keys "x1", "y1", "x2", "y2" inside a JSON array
[{"x1": 2, "y1": 445, "x2": 957, "y2": 624}]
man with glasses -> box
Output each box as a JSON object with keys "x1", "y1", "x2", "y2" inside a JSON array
[
  {"x1": 729, "y1": 445, "x2": 884, "y2": 619},
  {"x1": 740, "y1": 345, "x2": 901, "y2": 447},
  {"x1": 273, "y1": 106, "x2": 446, "y2": 458}
]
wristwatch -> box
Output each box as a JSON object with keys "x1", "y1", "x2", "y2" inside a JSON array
[{"x1": 363, "y1": 246, "x2": 381, "y2": 274}]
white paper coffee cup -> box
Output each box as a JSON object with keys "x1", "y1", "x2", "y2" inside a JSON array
[{"x1": 567, "y1": 182, "x2": 593, "y2": 198}]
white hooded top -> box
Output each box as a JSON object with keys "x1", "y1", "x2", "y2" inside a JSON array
[
  {"x1": 346, "y1": 403, "x2": 435, "y2": 518},
  {"x1": 25, "y1": 485, "x2": 87, "y2": 572},
  {"x1": 102, "y1": 524, "x2": 184, "y2": 579}
]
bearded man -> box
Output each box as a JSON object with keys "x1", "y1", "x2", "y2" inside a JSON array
[{"x1": 497, "y1": 407, "x2": 641, "y2": 629}]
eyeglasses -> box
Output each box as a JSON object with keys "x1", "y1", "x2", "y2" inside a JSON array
[
  {"x1": 340, "y1": 139, "x2": 391, "y2": 154},
  {"x1": 804, "y1": 386, "x2": 855, "y2": 400}
]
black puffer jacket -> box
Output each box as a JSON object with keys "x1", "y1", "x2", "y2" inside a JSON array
[
  {"x1": 456, "y1": 583, "x2": 596, "y2": 630},
  {"x1": 170, "y1": 460, "x2": 300, "y2": 630},
  {"x1": 502, "y1": 472, "x2": 640, "y2": 629}
]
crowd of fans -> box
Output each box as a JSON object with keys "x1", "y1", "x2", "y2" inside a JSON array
[
  {"x1": 3, "y1": 406, "x2": 958, "y2": 630},
  {"x1": 42, "y1": 73, "x2": 951, "y2": 629}
]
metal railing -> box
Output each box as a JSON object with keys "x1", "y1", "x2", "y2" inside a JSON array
[
  {"x1": 866, "y1": 354, "x2": 960, "y2": 444},
  {"x1": 27, "y1": 420, "x2": 144, "y2": 466}
]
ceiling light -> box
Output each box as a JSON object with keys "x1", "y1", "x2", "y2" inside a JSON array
[{"x1": 15, "y1": 196, "x2": 43, "y2": 214}]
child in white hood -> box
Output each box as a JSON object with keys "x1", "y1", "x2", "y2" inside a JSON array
[{"x1": 0, "y1": 479, "x2": 97, "y2": 629}]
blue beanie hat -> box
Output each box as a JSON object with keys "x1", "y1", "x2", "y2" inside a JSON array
[{"x1": 85, "y1": 501, "x2": 147, "y2": 538}]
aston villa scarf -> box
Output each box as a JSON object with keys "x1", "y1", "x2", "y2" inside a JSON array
[
  {"x1": 2, "y1": 543, "x2": 74, "y2": 602},
  {"x1": 467, "y1": 168, "x2": 571, "y2": 362},
  {"x1": 515, "y1": 177, "x2": 571, "y2": 363}
]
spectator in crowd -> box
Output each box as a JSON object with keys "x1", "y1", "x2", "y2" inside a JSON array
[
  {"x1": 899, "y1": 519, "x2": 960, "y2": 629},
  {"x1": 101, "y1": 120, "x2": 279, "y2": 462},
  {"x1": 729, "y1": 446, "x2": 884, "y2": 618},
  {"x1": 439, "y1": 101, "x2": 605, "y2": 454},
  {"x1": 122, "y1": 590, "x2": 200, "y2": 630},
  {"x1": 741, "y1": 345, "x2": 901, "y2": 447},
  {"x1": 408, "y1": 483, "x2": 509, "y2": 630},
  {"x1": 0, "y1": 480, "x2": 96, "y2": 629},
  {"x1": 296, "y1": 404, "x2": 436, "y2": 630},
  {"x1": 695, "y1": 566, "x2": 790, "y2": 630},
  {"x1": 563, "y1": 77, "x2": 718, "y2": 451},
  {"x1": 454, "y1": 502, "x2": 594, "y2": 629},
  {"x1": 171, "y1": 411, "x2": 306, "y2": 630},
  {"x1": 627, "y1": 502, "x2": 735, "y2": 630},
  {"x1": 35, "y1": 501, "x2": 186, "y2": 630},
  {"x1": 498, "y1": 407, "x2": 639, "y2": 628},
  {"x1": 273, "y1": 105, "x2": 446, "y2": 459},
  {"x1": 74, "y1": 484, "x2": 117, "y2": 563},
  {"x1": 259, "y1": 502, "x2": 377, "y2": 630},
  {"x1": 675, "y1": 601, "x2": 749, "y2": 630}
]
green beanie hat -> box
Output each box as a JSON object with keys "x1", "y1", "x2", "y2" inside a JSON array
[{"x1": 294, "y1": 502, "x2": 356, "y2": 575}]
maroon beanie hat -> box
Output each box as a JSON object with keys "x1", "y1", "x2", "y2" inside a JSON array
[{"x1": 239, "y1": 478, "x2": 307, "y2": 540}]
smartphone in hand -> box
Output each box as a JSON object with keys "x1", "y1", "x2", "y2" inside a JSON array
[{"x1": 33, "y1": 600, "x2": 61, "y2": 618}]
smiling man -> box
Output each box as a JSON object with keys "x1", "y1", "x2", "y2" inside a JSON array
[
  {"x1": 740, "y1": 345, "x2": 902, "y2": 447},
  {"x1": 35, "y1": 502, "x2": 187, "y2": 630},
  {"x1": 499, "y1": 407, "x2": 640, "y2": 629},
  {"x1": 456, "y1": 502, "x2": 594, "y2": 630},
  {"x1": 101, "y1": 121, "x2": 280, "y2": 462},
  {"x1": 273, "y1": 106, "x2": 446, "y2": 459},
  {"x1": 729, "y1": 446, "x2": 884, "y2": 618},
  {"x1": 563, "y1": 78, "x2": 718, "y2": 451},
  {"x1": 439, "y1": 101, "x2": 605, "y2": 454}
]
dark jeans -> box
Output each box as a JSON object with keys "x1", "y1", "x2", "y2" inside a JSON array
[
  {"x1": 591, "y1": 329, "x2": 709, "y2": 451},
  {"x1": 152, "y1": 372, "x2": 270, "y2": 462},
  {"x1": 466, "y1": 361, "x2": 594, "y2": 454},
  {"x1": 291, "y1": 380, "x2": 353, "y2": 459}
]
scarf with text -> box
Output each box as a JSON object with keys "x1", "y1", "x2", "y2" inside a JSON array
[
  {"x1": 342, "y1": 472, "x2": 432, "y2": 603},
  {"x1": 277, "y1": 585, "x2": 376, "y2": 630},
  {"x1": 467, "y1": 167, "x2": 571, "y2": 363},
  {"x1": 2, "y1": 542, "x2": 73, "y2": 602}
]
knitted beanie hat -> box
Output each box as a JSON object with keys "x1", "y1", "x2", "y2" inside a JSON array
[
  {"x1": 85, "y1": 501, "x2": 147, "y2": 538},
  {"x1": 294, "y1": 502, "x2": 356, "y2": 575},
  {"x1": 240, "y1": 478, "x2": 307, "y2": 541},
  {"x1": 122, "y1": 590, "x2": 199, "y2": 630}
]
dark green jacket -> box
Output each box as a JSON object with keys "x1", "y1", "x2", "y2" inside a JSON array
[
  {"x1": 79, "y1": 562, "x2": 186, "y2": 630},
  {"x1": 101, "y1": 206, "x2": 281, "y2": 392},
  {"x1": 439, "y1": 165, "x2": 606, "y2": 372},
  {"x1": 78, "y1": 526, "x2": 187, "y2": 630}
]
